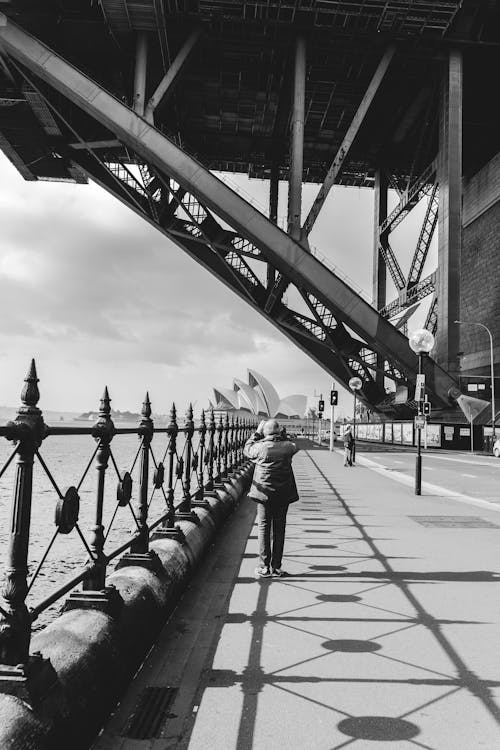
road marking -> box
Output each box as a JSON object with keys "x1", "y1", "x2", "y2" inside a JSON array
[
  {"x1": 424, "y1": 455, "x2": 500, "y2": 468},
  {"x1": 369, "y1": 451, "x2": 500, "y2": 469},
  {"x1": 461, "y1": 473, "x2": 477, "y2": 478},
  {"x1": 343, "y1": 451, "x2": 500, "y2": 513}
]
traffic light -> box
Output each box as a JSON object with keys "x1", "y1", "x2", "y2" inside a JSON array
[
  {"x1": 318, "y1": 399, "x2": 325, "y2": 412},
  {"x1": 422, "y1": 401, "x2": 431, "y2": 417},
  {"x1": 330, "y1": 390, "x2": 338, "y2": 406}
]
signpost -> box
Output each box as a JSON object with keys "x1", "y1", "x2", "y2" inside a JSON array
[
  {"x1": 318, "y1": 394, "x2": 324, "y2": 444},
  {"x1": 329, "y1": 382, "x2": 337, "y2": 451}
]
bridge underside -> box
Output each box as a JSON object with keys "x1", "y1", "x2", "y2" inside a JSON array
[{"x1": 0, "y1": 3, "x2": 498, "y2": 415}]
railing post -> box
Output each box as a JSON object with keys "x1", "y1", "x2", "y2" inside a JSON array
[
  {"x1": 222, "y1": 412, "x2": 230, "y2": 478},
  {"x1": 177, "y1": 403, "x2": 195, "y2": 518},
  {"x1": 0, "y1": 360, "x2": 57, "y2": 700},
  {"x1": 151, "y1": 403, "x2": 184, "y2": 541},
  {"x1": 239, "y1": 418, "x2": 244, "y2": 463},
  {"x1": 205, "y1": 409, "x2": 216, "y2": 491},
  {"x1": 0, "y1": 361, "x2": 45, "y2": 667},
  {"x1": 233, "y1": 417, "x2": 239, "y2": 469},
  {"x1": 83, "y1": 387, "x2": 114, "y2": 593},
  {"x1": 229, "y1": 416, "x2": 235, "y2": 472},
  {"x1": 118, "y1": 392, "x2": 163, "y2": 570},
  {"x1": 215, "y1": 413, "x2": 223, "y2": 482},
  {"x1": 131, "y1": 393, "x2": 153, "y2": 553},
  {"x1": 192, "y1": 409, "x2": 210, "y2": 509}
]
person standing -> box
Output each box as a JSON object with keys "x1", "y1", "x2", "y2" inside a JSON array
[
  {"x1": 244, "y1": 419, "x2": 299, "y2": 578},
  {"x1": 343, "y1": 427, "x2": 354, "y2": 467}
]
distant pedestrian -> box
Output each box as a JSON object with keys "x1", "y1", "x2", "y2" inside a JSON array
[
  {"x1": 244, "y1": 419, "x2": 299, "y2": 578},
  {"x1": 343, "y1": 427, "x2": 354, "y2": 467}
]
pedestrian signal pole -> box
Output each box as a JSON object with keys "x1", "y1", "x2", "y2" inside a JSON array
[
  {"x1": 318, "y1": 395, "x2": 324, "y2": 444},
  {"x1": 329, "y1": 382, "x2": 337, "y2": 451}
]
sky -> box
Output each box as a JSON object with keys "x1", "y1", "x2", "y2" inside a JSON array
[{"x1": 0, "y1": 151, "x2": 435, "y2": 419}]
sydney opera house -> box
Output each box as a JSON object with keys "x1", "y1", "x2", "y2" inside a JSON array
[{"x1": 211, "y1": 370, "x2": 307, "y2": 419}]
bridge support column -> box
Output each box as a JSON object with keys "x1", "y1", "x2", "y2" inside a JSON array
[
  {"x1": 373, "y1": 169, "x2": 388, "y2": 389},
  {"x1": 436, "y1": 49, "x2": 462, "y2": 375},
  {"x1": 288, "y1": 36, "x2": 306, "y2": 242},
  {"x1": 268, "y1": 160, "x2": 279, "y2": 287},
  {"x1": 133, "y1": 32, "x2": 148, "y2": 116}
]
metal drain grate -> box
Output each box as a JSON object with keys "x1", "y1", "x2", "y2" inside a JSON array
[
  {"x1": 409, "y1": 516, "x2": 500, "y2": 528},
  {"x1": 121, "y1": 686, "x2": 177, "y2": 739}
]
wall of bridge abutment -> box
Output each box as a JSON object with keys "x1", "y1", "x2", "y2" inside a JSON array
[
  {"x1": 459, "y1": 150, "x2": 500, "y2": 382},
  {"x1": 0, "y1": 361, "x2": 256, "y2": 750}
]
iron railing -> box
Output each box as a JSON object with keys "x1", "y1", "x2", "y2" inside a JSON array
[{"x1": 0, "y1": 360, "x2": 255, "y2": 667}]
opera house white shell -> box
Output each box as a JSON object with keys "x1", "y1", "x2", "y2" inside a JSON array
[{"x1": 212, "y1": 369, "x2": 307, "y2": 419}]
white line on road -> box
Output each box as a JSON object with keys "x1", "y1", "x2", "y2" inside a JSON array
[
  {"x1": 421, "y1": 454, "x2": 500, "y2": 469},
  {"x1": 345, "y1": 452, "x2": 500, "y2": 513},
  {"x1": 461, "y1": 473, "x2": 477, "y2": 478}
]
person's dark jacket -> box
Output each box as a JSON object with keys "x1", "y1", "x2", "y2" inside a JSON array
[
  {"x1": 343, "y1": 431, "x2": 354, "y2": 448},
  {"x1": 244, "y1": 432, "x2": 299, "y2": 504}
]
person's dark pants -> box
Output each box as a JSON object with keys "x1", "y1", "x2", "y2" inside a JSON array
[{"x1": 257, "y1": 500, "x2": 289, "y2": 569}]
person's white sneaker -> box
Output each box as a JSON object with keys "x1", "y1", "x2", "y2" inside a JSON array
[{"x1": 255, "y1": 566, "x2": 271, "y2": 578}]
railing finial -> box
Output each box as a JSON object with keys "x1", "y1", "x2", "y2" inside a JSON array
[
  {"x1": 142, "y1": 391, "x2": 152, "y2": 420},
  {"x1": 21, "y1": 358, "x2": 40, "y2": 410},
  {"x1": 100, "y1": 386, "x2": 111, "y2": 417}
]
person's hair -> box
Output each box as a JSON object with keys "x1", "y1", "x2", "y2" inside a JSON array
[{"x1": 263, "y1": 419, "x2": 280, "y2": 436}]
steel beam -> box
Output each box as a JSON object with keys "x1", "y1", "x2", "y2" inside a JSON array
[
  {"x1": 379, "y1": 160, "x2": 436, "y2": 235},
  {"x1": 145, "y1": 28, "x2": 202, "y2": 124},
  {"x1": 0, "y1": 14, "x2": 459, "y2": 407},
  {"x1": 407, "y1": 182, "x2": 439, "y2": 287},
  {"x1": 287, "y1": 35, "x2": 306, "y2": 242},
  {"x1": 302, "y1": 44, "x2": 395, "y2": 237},
  {"x1": 436, "y1": 49, "x2": 462, "y2": 375}
]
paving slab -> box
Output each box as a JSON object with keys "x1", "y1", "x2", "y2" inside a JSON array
[{"x1": 93, "y1": 444, "x2": 500, "y2": 750}]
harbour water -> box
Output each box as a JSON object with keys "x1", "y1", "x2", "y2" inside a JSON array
[{"x1": 0, "y1": 421, "x2": 189, "y2": 630}]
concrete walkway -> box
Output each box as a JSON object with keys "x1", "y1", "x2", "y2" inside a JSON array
[{"x1": 93, "y1": 443, "x2": 500, "y2": 750}]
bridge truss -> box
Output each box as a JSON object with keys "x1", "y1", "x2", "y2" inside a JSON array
[{"x1": 0, "y1": 3, "x2": 497, "y2": 414}]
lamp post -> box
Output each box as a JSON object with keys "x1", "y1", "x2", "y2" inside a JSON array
[
  {"x1": 409, "y1": 328, "x2": 435, "y2": 495},
  {"x1": 454, "y1": 320, "x2": 496, "y2": 443},
  {"x1": 348, "y1": 376, "x2": 362, "y2": 464}
]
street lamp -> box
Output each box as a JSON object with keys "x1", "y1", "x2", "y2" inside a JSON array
[
  {"x1": 454, "y1": 320, "x2": 496, "y2": 443},
  {"x1": 409, "y1": 328, "x2": 435, "y2": 495},
  {"x1": 348, "y1": 376, "x2": 362, "y2": 464}
]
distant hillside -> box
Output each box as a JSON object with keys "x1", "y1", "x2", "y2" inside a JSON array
[
  {"x1": 0, "y1": 406, "x2": 80, "y2": 423},
  {"x1": 76, "y1": 409, "x2": 141, "y2": 422}
]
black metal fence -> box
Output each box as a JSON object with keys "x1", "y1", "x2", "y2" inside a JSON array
[{"x1": 0, "y1": 360, "x2": 255, "y2": 667}]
